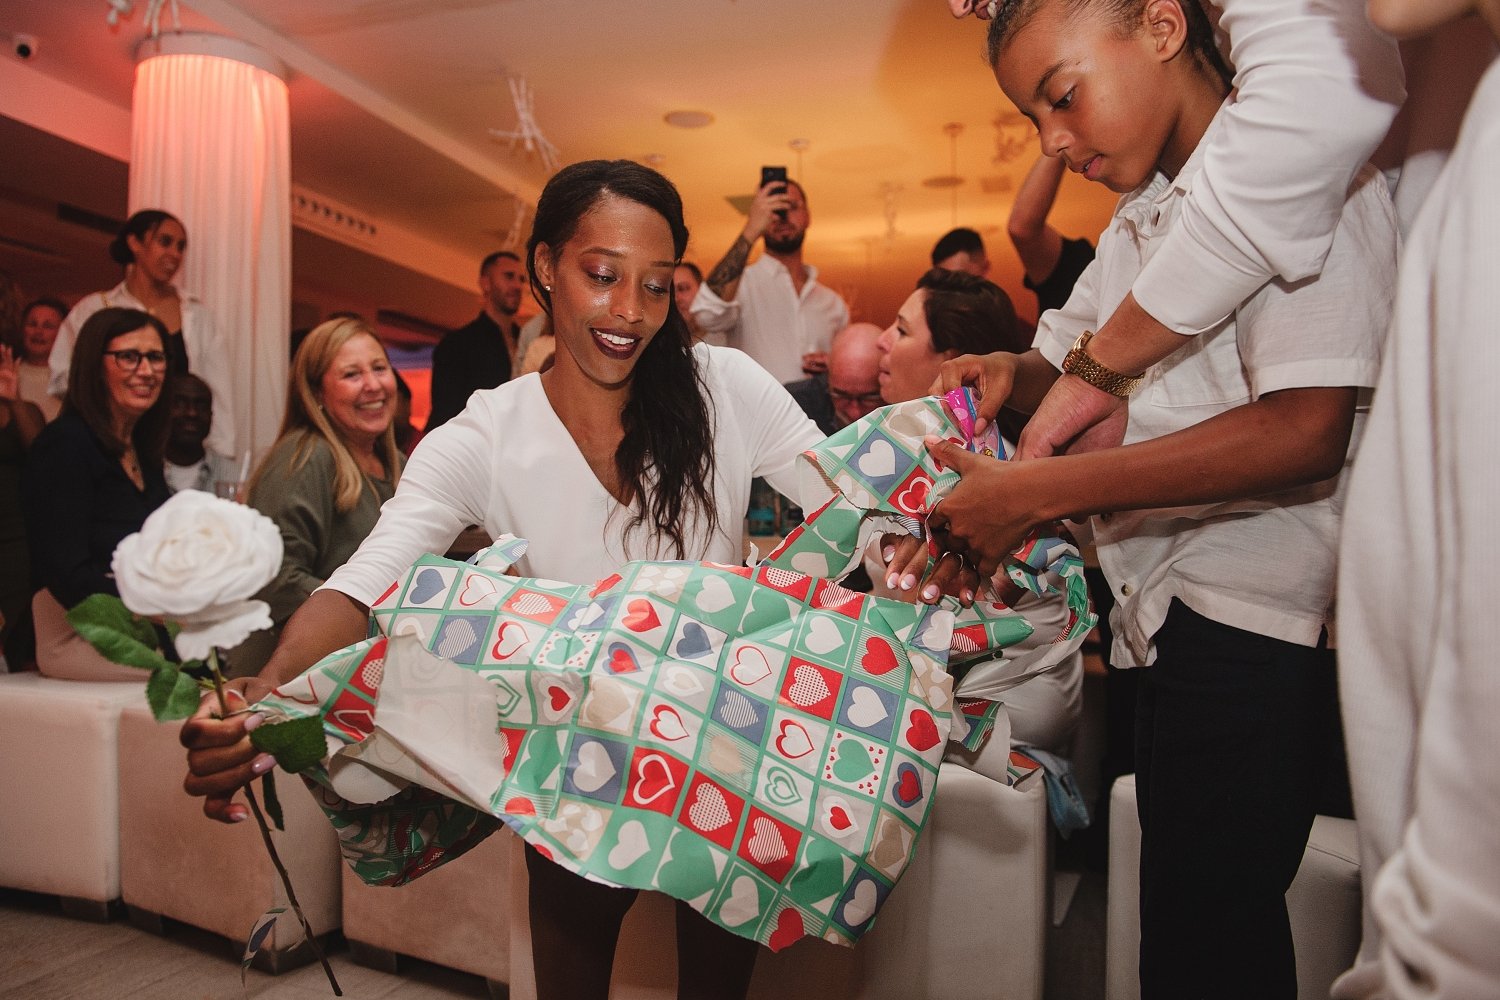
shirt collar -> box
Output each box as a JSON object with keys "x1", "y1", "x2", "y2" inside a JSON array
[
  {"x1": 1115, "y1": 97, "x2": 1233, "y2": 236},
  {"x1": 761, "y1": 253, "x2": 820, "y2": 289}
]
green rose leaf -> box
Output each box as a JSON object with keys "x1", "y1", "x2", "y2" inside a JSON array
[
  {"x1": 67, "y1": 593, "x2": 157, "y2": 646},
  {"x1": 145, "y1": 663, "x2": 205, "y2": 721},
  {"x1": 66, "y1": 595, "x2": 173, "y2": 674},
  {"x1": 250, "y1": 715, "x2": 326, "y2": 774}
]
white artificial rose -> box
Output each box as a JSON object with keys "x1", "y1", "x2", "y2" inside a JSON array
[{"x1": 112, "y1": 490, "x2": 284, "y2": 661}]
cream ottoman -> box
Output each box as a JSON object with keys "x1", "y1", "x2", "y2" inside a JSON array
[
  {"x1": 1106, "y1": 774, "x2": 1362, "y2": 1000},
  {"x1": 0, "y1": 672, "x2": 145, "y2": 917},
  {"x1": 342, "y1": 828, "x2": 512, "y2": 996},
  {"x1": 116, "y1": 700, "x2": 342, "y2": 971}
]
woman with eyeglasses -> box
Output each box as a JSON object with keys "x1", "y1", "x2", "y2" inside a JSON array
[
  {"x1": 22, "y1": 307, "x2": 171, "y2": 681},
  {"x1": 46, "y1": 210, "x2": 235, "y2": 458},
  {"x1": 224, "y1": 317, "x2": 404, "y2": 679}
]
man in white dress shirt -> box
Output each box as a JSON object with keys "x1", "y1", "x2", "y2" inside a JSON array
[{"x1": 691, "y1": 178, "x2": 850, "y2": 384}]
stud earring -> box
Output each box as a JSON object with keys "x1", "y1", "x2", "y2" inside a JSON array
[{"x1": 544, "y1": 284, "x2": 552, "y2": 292}]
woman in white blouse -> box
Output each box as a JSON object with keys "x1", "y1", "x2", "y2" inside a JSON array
[
  {"x1": 181, "y1": 160, "x2": 824, "y2": 999},
  {"x1": 48, "y1": 210, "x2": 235, "y2": 458}
]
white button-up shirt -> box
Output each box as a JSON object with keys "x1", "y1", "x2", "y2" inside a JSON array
[
  {"x1": 1035, "y1": 105, "x2": 1399, "y2": 668},
  {"x1": 691, "y1": 255, "x2": 849, "y2": 385}
]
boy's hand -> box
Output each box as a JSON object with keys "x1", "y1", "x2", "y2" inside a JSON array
[
  {"x1": 923, "y1": 437, "x2": 1048, "y2": 577},
  {"x1": 930, "y1": 352, "x2": 1019, "y2": 438}
]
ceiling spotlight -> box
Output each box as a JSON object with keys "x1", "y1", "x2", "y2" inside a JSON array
[{"x1": 664, "y1": 110, "x2": 714, "y2": 129}]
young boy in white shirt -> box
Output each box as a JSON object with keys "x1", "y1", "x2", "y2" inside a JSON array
[{"x1": 906, "y1": 0, "x2": 1399, "y2": 994}]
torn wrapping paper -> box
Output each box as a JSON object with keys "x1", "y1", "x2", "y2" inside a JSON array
[{"x1": 251, "y1": 395, "x2": 1093, "y2": 952}]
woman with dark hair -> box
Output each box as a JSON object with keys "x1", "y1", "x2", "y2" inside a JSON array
[
  {"x1": 47, "y1": 210, "x2": 235, "y2": 458},
  {"x1": 872, "y1": 270, "x2": 1080, "y2": 754},
  {"x1": 226, "y1": 317, "x2": 403, "y2": 678},
  {"x1": 876, "y1": 268, "x2": 1026, "y2": 407},
  {"x1": 23, "y1": 307, "x2": 171, "y2": 680},
  {"x1": 181, "y1": 160, "x2": 824, "y2": 998}
]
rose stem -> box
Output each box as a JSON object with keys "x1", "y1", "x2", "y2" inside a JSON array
[{"x1": 208, "y1": 652, "x2": 343, "y2": 997}]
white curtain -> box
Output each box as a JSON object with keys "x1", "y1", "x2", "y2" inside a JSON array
[{"x1": 130, "y1": 39, "x2": 290, "y2": 464}]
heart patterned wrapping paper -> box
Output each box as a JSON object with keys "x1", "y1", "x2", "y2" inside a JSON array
[{"x1": 251, "y1": 393, "x2": 1094, "y2": 951}]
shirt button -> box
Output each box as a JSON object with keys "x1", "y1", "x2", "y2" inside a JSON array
[{"x1": 1120, "y1": 583, "x2": 1133, "y2": 597}]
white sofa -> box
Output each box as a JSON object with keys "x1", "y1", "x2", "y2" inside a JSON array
[
  {"x1": 1106, "y1": 774, "x2": 1362, "y2": 1000},
  {"x1": 0, "y1": 672, "x2": 144, "y2": 917},
  {"x1": 501, "y1": 746, "x2": 1053, "y2": 1000}
]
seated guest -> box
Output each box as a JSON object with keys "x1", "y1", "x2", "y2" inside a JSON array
[
  {"x1": 880, "y1": 267, "x2": 1031, "y2": 442},
  {"x1": 785, "y1": 321, "x2": 884, "y2": 435},
  {"x1": 23, "y1": 307, "x2": 170, "y2": 681},
  {"x1": 930, "y1": 227, "x2": 992, "y2": 277},
  {"x1": 0, "y1": 352, "x2": 44, "y2": 668},
  {"x1": 875, "y1": 269, "x2": 1078, "y2": 754},
  {"x1": 162, "y1": 374, "x2": 238, "y2": 494},
  {"x1": 16, "y1": 298, "x2": 65, "y2": 422},
  {"x1": 226, "y1": 317, "x2": 403, "y2": 678}
]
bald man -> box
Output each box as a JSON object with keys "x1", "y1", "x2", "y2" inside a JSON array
[{"x1": 784, "y1": 322, "x2": 884, "y2": 436}]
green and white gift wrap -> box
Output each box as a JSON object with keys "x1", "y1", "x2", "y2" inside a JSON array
[{"x1": 250, "y1": 396, "x2": 1093, "y2": 951}]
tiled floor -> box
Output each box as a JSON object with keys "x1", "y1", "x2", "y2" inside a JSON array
[
  {"x1": 0, "y1": 889, "x2": 490, "y2": 1000},
  {"x1": 0, "y1": 870, "x2": 1107, "y2": 1000}
]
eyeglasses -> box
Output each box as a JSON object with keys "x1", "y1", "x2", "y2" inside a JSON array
[
  {"x1": 829, "y1": 389, "x2": 884, "y2": 406},
  {"x1": 104, "y1": 349, "x2": 169, "y2": 371}
]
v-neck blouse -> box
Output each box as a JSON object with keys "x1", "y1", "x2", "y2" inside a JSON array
[{"x1": 325, "y1": 344, "x2": 826, "y2": 601}]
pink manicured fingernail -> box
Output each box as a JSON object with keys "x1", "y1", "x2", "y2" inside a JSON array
[
  {"x1": 228, "y1": 807, "x2": 248, "y2": 823},
  {"x1": 242, "y1": 713, "x2": 265, "y2": 732},
  {"x1": 962, "y1": 589, "x2": 975, "y2": 603},
  {"x1": 900, "y1": 574, "x2": 916, "y2": 591},
  {"x1": 882, "y1": 545, "x2": 895, "y2": 563},
  {"x1": 251, "y1": 754, "x2": 275, "y2": 774},
  {"x1": 922, "y1": 585, "x2": 939, "y2": 601},
  {"x1": 885, "y1": 573, "x2": 899, "y2": 590}
]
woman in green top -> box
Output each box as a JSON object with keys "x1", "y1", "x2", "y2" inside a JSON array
[{"x1": 227, "y1": 317, "x2": 403, "y2": 676}]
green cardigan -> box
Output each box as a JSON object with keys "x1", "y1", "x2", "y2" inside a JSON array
[{"x1": 226, "y1": 432, "x2": 398, "y2": 677}]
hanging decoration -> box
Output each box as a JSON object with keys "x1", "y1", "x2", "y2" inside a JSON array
[
  {"x1": 104, "y1": 0, "x2": 181, "y2": 38},
  {"x1": 489, "y1": 76, "x2": 561, "y2": 175}
]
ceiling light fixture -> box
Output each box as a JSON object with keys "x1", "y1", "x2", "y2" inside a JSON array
[
  {"x1": 788, "y1": 138, "x2": 809, "y2": 179},
  {"x1": 664, "y1": 110, "x2": 714, "y2": 129},
  {"x1": 993, "y1": 109, "x2": 1033, "y2": 165},
  {"x1": 919, "y1": 123, "x2": 967, "y2": 226},
  {"x1": 104, "y1": 0, "x2": 180, "y2": 37}
]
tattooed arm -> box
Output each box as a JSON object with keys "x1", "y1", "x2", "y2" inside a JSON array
[{"x1": 705, "y1": 181, "x2": 790, "y2": 302}]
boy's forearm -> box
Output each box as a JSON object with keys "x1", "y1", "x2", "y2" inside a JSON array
[
  {"x1": 1017, "y1": 386, "x2": 1359, "y2": 523},
  {"x1": 1080, "y1": 293, "x2": 1194, "y2": 378}
]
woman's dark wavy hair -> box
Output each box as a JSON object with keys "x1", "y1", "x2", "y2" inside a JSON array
[
  {"x1": 916, "y1": 268, "x2": 1028, "y2": 356},
  {"x1": 109, "y1": 209, "x2": 183, "y2": 267},
  {"x1": 986, "y1": 0, "x2": 1232, "y2": 91},
  {"x1": 65, "y1": 307, "x2": 171, "y2": 466},
  {"x1": 525, "y1": 159, "x2": 715, "y2": 558},
  {"x1": 917, "y1": 269, "x2": 1033, "y2": 442}
]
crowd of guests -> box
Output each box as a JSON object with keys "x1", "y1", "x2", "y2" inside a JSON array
[{"x1": 4, "y1": 0, "x2": 1497, "y2": 996}]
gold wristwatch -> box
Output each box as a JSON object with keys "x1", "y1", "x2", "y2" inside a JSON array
[{"x1": 1061, "y1": 331, "x2": 1143, "y2": 398}]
